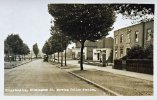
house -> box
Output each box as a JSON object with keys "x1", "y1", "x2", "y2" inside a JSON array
[
  {"x1": 72, "y1": 37, "x2": 114, "y2": 62},
  {"x1": 72, "y1": 41, "x2": 97, "y2": 60},
  {"x1": 113, "y1": 20, "x2": 154, "y2": 60},
  {"x1": 93, "y1": 37, "x2": 114, "y2": 62}
]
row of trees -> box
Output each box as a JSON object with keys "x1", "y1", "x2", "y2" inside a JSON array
[
  {"x1": 4, "y1": 34, "x2": 30, "y2": 61},
  {"x1": 47, "y1": 4, "x2": 154, "y2": 70},
  {"x1": 42, "y1": 26, "x2": 71, "y2": 66}
]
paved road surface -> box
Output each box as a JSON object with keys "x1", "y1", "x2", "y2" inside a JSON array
[{"x1": 4, "y1": 59, "x2": 107, "y2": 96}]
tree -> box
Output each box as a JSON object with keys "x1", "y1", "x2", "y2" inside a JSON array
[
  {"x1": 48, "y1": 4, "x2": 115, "y2": 70},
  {"x1": 4, "y1": 40, "x2": 10, "y2": 55},
  {"x1": 48, "y1": 35, "x2": 60, "y2": 62},
  {"x1": 5, "y1": 34, "x2": 23, "y2": 61},
  {"x1": 50, "y1": 25, "x2": 71, "y2": 65},
  {"x1": 62, "y1": 35, "x2": 71, "y2": 66},
  {"x1": 144, "y1": 44, "x2": 153, "y2": 59},
  {"x1": 125, "y1": 45, "x2": 145, "y2": 59},
  {"x1": 42, "y1": 41, "x2": 51, "y2": 56},
  {"x1": 20, "y1": 43, "x2": 30, "y2": 60},
  {"x1": 48, "y1": 30, "x2": 71, "y2": 66},
  {"x1": 4, "y1": 40, "x2": 12, "y2": 61},
  {"x1": 33, "y1": 43, "x2": 39, "y2": 58},
  {"x1": 112, "y1": 4, "x2": 154, "y2": 21}
]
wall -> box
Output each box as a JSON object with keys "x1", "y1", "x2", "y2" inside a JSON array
[
  {"x1": 73, "y1": 48, "x2": 85, "y2": 60},
  {"x1": 93, "y1": 48, "x2": 112, "y2": 61},
  {"x1": 97, "y1": 37, "x2": 114, "y2": 49}
]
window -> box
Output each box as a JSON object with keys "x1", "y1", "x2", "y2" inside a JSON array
[
  {"x1": 120, "y1": 48, "x2": 123, "y2": 57},
  {"x1": 127, "y1": 33, "x2": 130, "y2": 43},
  {"x1": 120, "y1": 34, "x2": 123, "y2": 43},
  {"x1": 135, "y1": 31, "x2": 139, "y2": 42},
  {"x1": 146, "y1": 29, "x2": 152, "y2": 41},
  {"x1": 115, "y1": 49, "x2": 118, "y2": 58},
  {"x1": 115, "y1": 37, "x2": 118, "y2": 44}
]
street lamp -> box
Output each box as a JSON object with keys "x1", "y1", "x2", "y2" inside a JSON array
[{"x1": 102, "y1": 50, "x2": 106, "y2": 67}]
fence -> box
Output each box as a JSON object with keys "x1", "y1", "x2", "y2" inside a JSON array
[
  {"x1": 113, "y1": 59, "x2": 122, "y2": 70},
  {"x1": 126, "y1": 59, "x2": 153, "y2": 74},
  {"x1": 113, "y1": 59, "x2": 153, "y2": 74}
]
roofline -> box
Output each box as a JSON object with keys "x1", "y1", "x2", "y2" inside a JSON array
[{"x1": 114, "y1": 19, "x2": 154, "y2": 32}]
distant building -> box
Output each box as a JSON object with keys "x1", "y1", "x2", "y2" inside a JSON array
[
  {"x1": 113, "y1": 20, "x2": 154, "y2": 60},
  {"x1": 93, "y1": 37, "x2": 114, "y2": 62},
  {"x1": 72, "y1": 37, "x2": 114, "y2": 62},
  {"x1": 72, "y1": 41, "x2": 97, "y2": 60}
]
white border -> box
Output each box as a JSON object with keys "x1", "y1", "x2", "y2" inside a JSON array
[{"x1": 0, "y1": 0, "x2": 156, "y2": 100}]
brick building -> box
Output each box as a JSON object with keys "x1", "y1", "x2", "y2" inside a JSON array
[{"x1": 113, "y1": 20, "x2": 154, "y2": 60}]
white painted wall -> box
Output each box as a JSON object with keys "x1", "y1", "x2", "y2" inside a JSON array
[
  {"x1": 73, "y1": 48, "x2": 86, "y2": 59},
  {"x1": 93, "y1": 48, "x2": 112, "y2": 61}
]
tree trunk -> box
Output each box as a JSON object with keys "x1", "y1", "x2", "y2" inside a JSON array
[
  {"x1": 47, "y1": 54, "x2": 48, "y2": 62},
  {"x1": 61, "y1": 51, "x2": 63, "y2": 66},
  {"x1": 58, "y1": 51, "x2": 59, "y2": 63},
  {"x1": 54, "y1": 54, "x2": 55, "y2": 62},
  {"x1": 80, "y1": 41, "x2": 85, "y2": 70},
  {"x1": 51, "y1": 54, "x2": 53, "y2": 62},
  {"x1": 65, "y1": 49, "x2": 67, "y2": 66},
  {"x1": 24, "y1": 54, "x2": 25, "y2": 60},
  {"x1": 14, "y1": 54, "x2": 16, "y2": 61}
]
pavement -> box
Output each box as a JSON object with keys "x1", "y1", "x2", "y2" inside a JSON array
[
  {"x1": 66, "y1": 60, "x2": 153, "y2": 81},
  {"x1": 4, "y1": 59, "x2": 33, "y2": 69},
  {"x1": 4, "y1": 59, "x2": 108, "y2": 96}
]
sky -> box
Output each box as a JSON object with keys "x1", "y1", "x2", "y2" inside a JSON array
[{"x1": 1, "y1": 0, "x2": 139, "y2": 51}]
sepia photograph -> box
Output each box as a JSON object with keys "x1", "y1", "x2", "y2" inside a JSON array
[{"x1": 0, "y1": 0, "x2": 156, "y2": 99}]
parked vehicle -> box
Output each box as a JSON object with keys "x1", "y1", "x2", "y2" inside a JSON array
[{"x1": 43, "y1": 55, "x2": 48, "y2": 62}]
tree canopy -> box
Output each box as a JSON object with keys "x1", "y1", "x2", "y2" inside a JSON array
[
  {"x1": 111, "y1": 4, "x2": 154, "y2": 21},
  {"x1": 49, "y1": 25, "x2": 71, "y2": 53},
  {"x1": 48, "y1": 4, "x2": 115, "y2": 42},
  {"x1": 48, "y1": 4, "x2": 116, "y2": 70},
  {"x1": 5, "y1": 34, "x2": 23, "y2": 55},
  {"x1": 33, "y1": 43, "x2": 39, "y2": 58},
  {"x1": 20, "y1": 43, "x2": 30, "y2": 55},
  {"x1": 4, "y1": 34, "x2": 30, "y2": 61},
  {"x1": 42, "y1": 41, "x2": 51, "y2": 55}
]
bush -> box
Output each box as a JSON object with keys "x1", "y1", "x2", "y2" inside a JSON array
[
  {"x1": 144, "y1": 44, "x2": 153, "y2": 59},
  {"x1": 125, "y1": 45, "x2": 153, "y2": 59}
]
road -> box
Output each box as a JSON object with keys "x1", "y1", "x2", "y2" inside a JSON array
[{"x1": 4, "y1": 59, "x2": 107, "y2": 96}]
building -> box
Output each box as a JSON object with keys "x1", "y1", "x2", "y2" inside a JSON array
[
  {"x1": 93, "y1": 37, "x2": 114, "y2": 62},
  {"x1": 113, "y1": 20, "x2": 154, "y2": 60},
  {"x1": 72, "y1": 41, "x2": 97, "y2": 60},
  {"x1": 72, "y1": 37, "x2": 114, "y2": 62}
]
